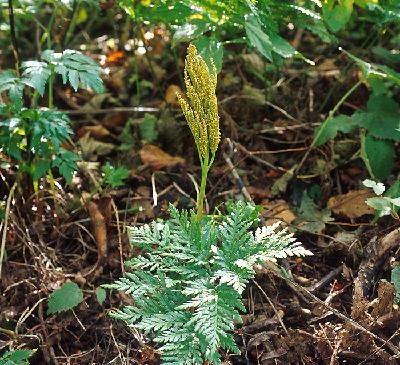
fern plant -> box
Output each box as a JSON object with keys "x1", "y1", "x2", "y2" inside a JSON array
[{"x1": 105, "y1": 45, "x2": 311, "y2": 364}]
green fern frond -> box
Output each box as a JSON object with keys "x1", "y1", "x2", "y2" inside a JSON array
[{"x1": 106, "y1": 201, "x2": 311, "y2": 364}]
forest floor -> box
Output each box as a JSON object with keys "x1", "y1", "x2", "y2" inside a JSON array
[{"x1": 1, "y1": 28, "x2": 400, "y2": 365}]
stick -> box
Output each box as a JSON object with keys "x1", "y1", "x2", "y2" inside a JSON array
[{"x1": 0, "y1": 182, "x2": 17, "y2": 279}]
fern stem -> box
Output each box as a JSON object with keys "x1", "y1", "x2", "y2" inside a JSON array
[
  {"x1": 196, "y1": 165, "x2": 208, "y2": 222},
  {"x1": 47, "y1": 168, "x2": 59, "y2": 226},
  {"x1": 48, "y1": 73, "x2": 54, "y2": 108}
]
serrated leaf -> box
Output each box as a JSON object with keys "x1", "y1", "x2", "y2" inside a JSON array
[
  {"x1": 102, "y1": 162, "x2": 129, "y2": 188},
  {"x1": 361, "y1": 133, "x2": 395, "y2": 181},
  {"x1": 322, "y1": 0, "x2": 354, "y2": 32},
  {"x1": 342, "y1": 49, "x2": 400, "y2": 85},
  {"x1": 32, "y1": 159, "x2": 51, "y2": 180},
  {"x1": 52, "y1": 148, "x2": 79, "y2": 183},
  {"x1": 172, "y1": 21, "x2": 209, "y2": 45},
  {"x1": 0, "y1": 349, "x2": 35, "y2": 365},
  {"x1": 0, "y1": 70, "x2": 25, "y2": 108},
  {"x1": 47, "y1": 282, "x2": 83, "y2": 315},
  {"x1": 21, "y1": 60, "x2": 51, "y2": 96},
  {"x1": 139, "y1": 113, "x2": 158, "y2": 143},
  {"x1": 314, "y1": 114, "x2": 361, "y2": 146},
  {"x1": 193, "y1": 36, "x2": 224, "y2": 73},
  {"x1": 41, "y1": 49, "x2": 104, "y2": 93},
  {"x1": 245, "y1": 15, "x2": 273, "y2": 61},
  {"x1": 269, "y1": 32, "x2": 297, "y2": 59}
]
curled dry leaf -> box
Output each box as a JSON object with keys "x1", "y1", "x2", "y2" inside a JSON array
[
  {"x1": 327, "y1": 189, "x2": 375, "y2": 218},
  {"x1": 140, "y1": 144, "x2": 185, "y2": 170},
  {"x1": 86, "y1": 197, "x2": 111, "y2": 263},
  {"x1": 262, "y1": 200, "x2": 296, "y2": 225},
  {"x1": 165, "y1": 84, "x2": 184, "y2": 106},
  {"x1": 77, "y1": 125, "x2": 111, "y2": 139}
]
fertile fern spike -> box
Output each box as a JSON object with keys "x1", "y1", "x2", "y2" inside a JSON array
[{"x1": 106, "y1": 201, "x2": 311, "y2": 364}]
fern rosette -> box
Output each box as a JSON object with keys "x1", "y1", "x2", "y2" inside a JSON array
[{"x1": 105, "y1": 202, "x2": 311, "y2": 364}]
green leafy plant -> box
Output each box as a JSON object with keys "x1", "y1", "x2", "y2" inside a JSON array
[
  {"x1": 105, "y1": 45, "x2": 311, "y2": 364},
  {"x1": 0, "y1": 106, "x2": 78, "y2": 183},
  {"x1": 363, "y1": 179, "x2": 400, "y2": 220},
  {"x1": 119, "y1": 0, "x2": 334, "y2": 69},
  {"x1": 47, "y1": 282, "x2": 83, "y2": 315},
  {"x1": 0, "y1": 349, "x2": 35, "y2": 365},
  {"x1": 102, "y1": 162, "x2": 130, "y2": 189},
  {"x1": 0, "y1": 48, "x2": 104, "y2": 188},
  {"x1": 313, "y1": 49, "x2": 400, "y2": 181}
]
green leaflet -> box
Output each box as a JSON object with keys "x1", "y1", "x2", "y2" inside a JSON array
[
  {"x1": 361, "y1": 133, "x2": 395, "y2": 181},
  {"x1": 41, "y1": 49, "x2": 104, "y2": 93},
  {"x1": 21, "y1": 60, "x2": 51, "y2": 96},
  {"x1": 102, "y1": 162, "x2": 130, "y2": 188},
  {"x1": 47, "y1": 282, "x2": 83, "y2": 315},
  {"x1": 322, "y1": 0, "x2": 354, "y2": 32},
  {"x1": 314, "y1": 114, "x2": 360, "y2": 146},
  {"x1": 139, "y1": 113, "x2": 159, "y2": 143},
  {"x1": 0, "y1": 349, "x2": 35, "y2": 365},
  {"x1": 193, "y1": 36, "x2": 224, "y2": 74}
]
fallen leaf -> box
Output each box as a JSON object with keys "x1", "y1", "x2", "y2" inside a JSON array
[
  {"x1": 86, "y1": 199, "x2": 110, "y2": 263},
  {"x1": 140, "y1": 144, "x2": 185, "y2": 170},
  {"x1": 77, "y1": 125, "x2": 111, "y2": 139},
  {"x1": 165, "y1": 84, "x2": 184, "y2": 105},
  {"x1": 328, "y1": 189, "x2": 374, "y2": 218},
  {"x1": 262, "y1": 200, "x2": 296, "y2": 225},
  {"x1": 79, "y1": 132, "x2": 116, "y2": 160},
  {"x1": 106, "y1": 50, "x2": 125, "y2": 65},
  {"x1": 271, "y1": 167, "x2": 295, "y2": 196}
]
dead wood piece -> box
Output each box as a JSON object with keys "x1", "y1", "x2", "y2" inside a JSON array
[
  {"x1": 309, "y1": 265, "x2": 343, "y2": 293},
  {"x1": 353, "y1": 228, "x2": 400, "y2": 306}
]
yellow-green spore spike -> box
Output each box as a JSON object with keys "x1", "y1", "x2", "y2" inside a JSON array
[{"x1": 177, "y1": 44, "x2": 220, "y2": 160}]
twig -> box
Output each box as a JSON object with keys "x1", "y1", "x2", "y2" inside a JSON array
[
  {"x1": 294, "y1": 79, "x2": 363, "y2": 176},
  {"x1": 111, "y1": 199, "x2": 124, "y2": 275},
  {"x1": 274, "y1": 270, "x2": 400, "y2": 356},
  {"x1": 222, "y1": 139, "x2": 252, "y2": 203},
  {"x1": 151, "y1": 172, "x2": 158, "y2": 207},
  {"x1": 309, "y1": 265, "x2": 343, "y2": 293},
  {"x1": 71, "y1": 309, "x2": 86, "y2": 331},
  {"x1": 173, "y1": 182, "x2": 197, "y2": 206},
  {"x1": 8, "y1": 0, "x2": 20, "y2": 76},
  {"x1": 0, "y1": 182, "x2": 17, "y2": 279},
  {"x1": 235, "y1": 142, "x2": 287, "y2": 172},
  {"x1": 61, "y1": 106, "x2": 159, "y2": 115},
  {"x1": 252, "y1": 279, "x2": 288, "y2": 335}
]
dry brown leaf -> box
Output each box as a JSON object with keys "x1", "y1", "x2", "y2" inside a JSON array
[
  {"x1": 165, "y1": 84, "x2": 184, "y2": 105},
  {"x1": 327, "y1": 189, "x2": 374, "y2": 218},
  {"x1": 79, "y1": 132, "x2": 116, "y2": 159},
  {"x1": 86, "y1": 199, "x2": 110, "y2": 263},
  {"x1": 262, "y1": 200, "x2": 296, "y2": 225},
  {"x1": 140, "y1": 144, "x2": 185, "y2": 170},
  {"x1": 77, "y1": 125, "x2": 111, "y2": 139}
]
